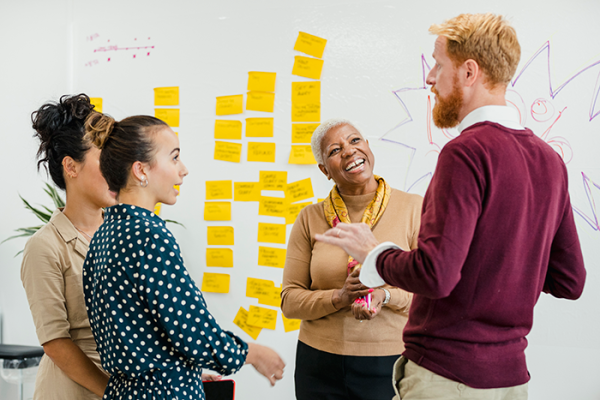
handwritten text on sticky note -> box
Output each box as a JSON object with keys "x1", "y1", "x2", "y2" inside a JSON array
[
  {"x1": 214, "y1": 141, "x2": 242, "y2": 163},
  {"x1": 257, "y1": 222, "x2": 287, "y2": 244},
  {"x1": 154, "y1": 87, "x2": 179, "y2": 106},
  {"x1": 201, "y1": 272, "x2": 230, "y2": 293},
  {"x1": 292, "y1": 56, "x2": 324, "y2": 80},
  {"x1": 206, "y1": 248, "x2": 233, "y2": 268},
  {"x1": 207, "y1": 226, "x2": 234, "y2": 246},
  {"x1": 259, "y1": 197, "x2": 286, "y2": 218},
  {"x1": 204, "y1": 202, "x2": 231, "y2": 221},
  {"x1": 293, "y1": 32, "x2": 327, "y2": 58},
  {"x1": 233, "y1": 307, "x2": 262, "y2": 340},
  {"x1": 246, "y1": 91, "x2": 275, "y2": 113},
  {"x1": 246, "y1": 118, "x2": 274, "y2": 137},
  {"x1": 214, "y1": 120, "x2": 242, "y2": 140},
  {"x1": 259, "y1": 171, "x2": 287, "y2": 191},
  {"x1": 216, "y1": 94, "x2": 243, "y2": 115},
  {"x1": 289, "y1": 145, "x2": 318, "y2": 164},
  {"x1": 234, "y1": 182, "x2": 260, "y2": 202},
  {"x1": 247, "y1": 305, "x2": 277, "y2": 330},
  {"x1": 248, "y1": 71, "x2": 277, "y2": 92},
  {"x1": 292, "y1": 123, "x2": 319, "y2": 143},
  {"x1": 155, "y1": 109, "x2": 180, "y2": 127},
  {"x1": 292, "y1": 81, "x2": 321, "y2": 104},
  {"x1": 206, "y1": 180, "x2": 232, "y2": 200},
  {"x1": 258, "y1": 246, "x2": 287, "y2": 269},
  {"x1": 247, "y1": 142, "x2": 276, "y2": 163}
]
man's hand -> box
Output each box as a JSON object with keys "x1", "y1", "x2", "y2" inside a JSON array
[{"x1": 314, "y1": 222, "x2": 379, "y2": 263}]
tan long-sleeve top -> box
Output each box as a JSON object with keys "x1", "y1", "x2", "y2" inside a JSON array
[{"x1": 281, "y1": 188, "x2": 423, "y2": 356}]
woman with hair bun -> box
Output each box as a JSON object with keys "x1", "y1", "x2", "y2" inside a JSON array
[
  {"x1": 83, "y1": 113, "x2": 285, "y2": 400},
  {"x1": 21, "y1": 94, "x2": 116, "y2": 399}
]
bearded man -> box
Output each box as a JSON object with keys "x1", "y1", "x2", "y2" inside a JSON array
[{"x1": 316, "y1": 13, "x2": 586, "y2": 400}]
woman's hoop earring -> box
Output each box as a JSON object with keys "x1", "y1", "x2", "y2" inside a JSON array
[{"x1": 141, "y1": 177, "x2": 149, "y2": 188}]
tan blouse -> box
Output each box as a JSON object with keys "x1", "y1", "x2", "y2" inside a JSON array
[
  {"x1": 281, "y1": 188, "x2": 423, "y2": 356},
  {"x1": 21, "y1": 209, "x2": 104, "y2": 400}
]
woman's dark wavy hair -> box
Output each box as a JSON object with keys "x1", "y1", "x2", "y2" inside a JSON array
[{"x1": 31, "y1": 94, "x2": 96, "y2": 190}]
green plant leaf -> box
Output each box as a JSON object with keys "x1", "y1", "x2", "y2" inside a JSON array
[
  {"x1": 19, "y1": 195, "x2": 52, "y2": 223},
  {"x1": 44, "y1": 183, "x2": 65, "y2": 208},
  {"x1": 164, "y1": 219, "x2": 186, "y2": 228}
]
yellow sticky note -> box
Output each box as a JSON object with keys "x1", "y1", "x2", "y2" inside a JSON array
[
  {"x1": 204, "y1": 202, "x2": 231, "y2": 221},
  {"x1": 292, "y1": 56, "x2": 324, "y2": 80},
  {"x1": 216, "y1": 94, "x2": 244, "y2": 116},
  {"x1": 291, "y1": 102, "x2": 320, "y2": 122},
  {"x1": 174, "y1": 185, "x2": 180, "y2": 196},
  {"x1": 257, "y1": 222, "x2": 286, "y2": 244},
  {"x1": 286, "y1": 201, "x2": 312, "y2": 225},
  {"x1": 292, "y1": 81, "x2": 321, "y2": 104},
  {"x1": 289, "y1": 145, "x2": 318, "y2": 164},
  {"x1": 248, "y1": 72, "x2": 277, "y2": 92},
  {"x1": 233, "y1": 307, "x2": 262, "y2": 340},
  {"x1": 206, "y1": 248, "x2": 233, "y2": 268},
  {"x1": 258, "y1": 246, "x2": 286, "y2": 269},
  {"x1": 247, "y1": 142, "x2": 276, "y2": 163},
  {"x1": 282, "y1": 314, "x2": 302, "y2": 332},
  {"x1": 206, "y1": 180, "x2": 233, "y2": 200},
  {"x1": 259, "y1": 171, "x2": 287, "y2": 191},
  {"x1": 90, "y1": 97, "x2": 103, "y2": 113},
  {"x1": 292, "y1": 123, "x2": 318, "y2": 143},
  {"x1": 154, "y1": 87, "x2": 179, "y2": 106},
  {"x1": 234, "y1": 182, "x2": 260, "y2": 202},
  {"x1": 246, "y1": 91, "x2": 275, "y2": 113},
  {"x1": 246, "y1": 277, "x2": 275, "y2": 299},
  {"x1": 259, "y1": 197, "x2": 286, "y2": 218},
  {"x1": 294, "y1": 32, "x2": 327, "y2": 59},
  {"x1": 207, "y1": 226, "x2": 234, "y2": 246},
  {"x1": 153, "y1": 202, "x2": 162, "y2": 216},
  {"x1": 214, "y1": 141, "x2": 242, "y2": 163},
  {"x1": 246, "y1": 118, "x2": 274, "y2": 138},
  {"x1": 258, "y1": 286, "x2": 282, "y2": 308},
  {"x1": 214, "y1": 120, "x2": 242, "y2": 140},
  {"x1": 201, "y1": 272, "x2": 230, "y2": 293},
  {"x1": 286, "y1": 178, "x2": 314, "y2": 202},
  {"x1": 155, "y1": 108, "x2": 180, "y2": 127},
  {"x1": 247, "y1": 306, "x2": 277, "y2": 330}
]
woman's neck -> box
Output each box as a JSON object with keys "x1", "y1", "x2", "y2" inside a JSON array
[
  {"x1": 62, "y1": 192, "x2": 104, "y2": 234},
  {"x1": 336, "y1": 176, "x2": 379, "y2": 196},
  {"x1": 117, "y1": 187, "x2": 157, "y2": 213}
]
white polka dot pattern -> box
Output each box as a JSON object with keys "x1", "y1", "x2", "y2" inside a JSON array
[{"x1": 83, "y1": 204, "x2": 248, "y2": 400}]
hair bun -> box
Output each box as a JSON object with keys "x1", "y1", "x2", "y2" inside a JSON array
[
  {"x1": 85, "y1": 112, "x2": 116, "y2": 149},
  {"x1": 32, "y1": 94, "x2": 94, "y2": 143}
]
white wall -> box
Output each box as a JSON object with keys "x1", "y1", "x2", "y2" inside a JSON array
[{"x1": 1, "y1": 1, "x2": 599, "y2": 399}]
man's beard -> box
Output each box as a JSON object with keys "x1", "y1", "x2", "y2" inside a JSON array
[{"x1": 431, "y1": 76, "x2": 463, "y2": 129}]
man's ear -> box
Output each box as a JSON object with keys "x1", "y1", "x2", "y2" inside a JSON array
[{"x1": 462, "y1": 59, "x2": 480, "y2": 87}]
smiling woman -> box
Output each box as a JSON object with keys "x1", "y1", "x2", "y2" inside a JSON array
[
  {"x1": 281, "y1": 118, "x2": 424, "y2": 400},
  {"x1": 81, "y1": 113, "x2": 285, "y2": 400}
]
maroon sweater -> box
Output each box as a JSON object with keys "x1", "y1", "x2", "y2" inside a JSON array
[{"x1": 376, "y1": 121, "x2": 586, "y2": 388}]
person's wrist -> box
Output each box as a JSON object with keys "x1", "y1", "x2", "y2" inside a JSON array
[{"x1": 380, "y1": 288, "x2": 391, "y2": 306}]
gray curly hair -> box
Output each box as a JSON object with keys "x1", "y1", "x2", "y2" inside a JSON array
[{"x1": 310, "y1": 118, "x2": 362, "y2": 165}]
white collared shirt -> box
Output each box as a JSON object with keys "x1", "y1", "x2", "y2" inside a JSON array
[{"x1": 360, "y1": 106, "x2": 525, "y2": 288}]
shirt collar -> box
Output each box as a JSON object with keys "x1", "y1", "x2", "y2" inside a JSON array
[
  {"x1": 50, "y1": 208, "x2": 78, "y2": 243},
  {"x1": 105, "y1": 203, "x2": 165, "y2": 226},
  {"x1": 457, "y1": 105, "x2": 525, "y2": 133}
]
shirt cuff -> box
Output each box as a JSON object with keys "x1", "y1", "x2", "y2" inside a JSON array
[{"x1": 359, "y1": 241, "x2": 403, "y2": 287}]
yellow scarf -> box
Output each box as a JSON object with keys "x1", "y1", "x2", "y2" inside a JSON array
[{"x1": 323, "y1": 175, "x2": 391, "y2": 275}]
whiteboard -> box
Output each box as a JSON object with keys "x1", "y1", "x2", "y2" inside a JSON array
[{"x1": 1, "y1": 1, "x2": 599, "y2": 399}]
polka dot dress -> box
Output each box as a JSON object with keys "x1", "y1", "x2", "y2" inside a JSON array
[{"x1": 83, "y1": 204, "x2": 248, "y2": 400}]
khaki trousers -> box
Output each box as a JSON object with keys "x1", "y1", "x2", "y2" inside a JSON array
[{"x1": 392, "y1": 356, "x2": 528, "y2": 400}]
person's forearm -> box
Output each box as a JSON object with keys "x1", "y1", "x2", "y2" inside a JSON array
[
  {"x1": 281, "y1": 287, "x2": 339, "y2": 320},
  {"x1": 43, "y1": 338, "x2": 108, "y2": 397}
]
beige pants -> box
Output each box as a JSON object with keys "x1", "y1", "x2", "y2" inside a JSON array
[{"x1": 392, "y1": 356, "x2": 528, "y2": 400}]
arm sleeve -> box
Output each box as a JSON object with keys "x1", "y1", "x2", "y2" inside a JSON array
[
  {"x1": 21, "y1": 235, "x2": 71, "y2": 345},
  {"x1": 139, "y1": 236, "x2": 248, "y2": 375},
  {"x1": 376, "y1": 142, "x2": 483, "y2": 299},
  {"x1": 543, "y1": 198, "x2": 586, "y2": 299},
  {"x1": 281, "y1": 208, "x2": 338, "y2": 321}
]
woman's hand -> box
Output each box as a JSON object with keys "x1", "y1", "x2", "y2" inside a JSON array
[
  {"x1": 245, "y1": 343, "x2": 286, "y2": 386},
  {"x1": 351, "y1": 288, "x2": 385, "y2": 320},
  {"x1": 201, "y1": 373, "x2": 222, "y2": 382},
  {"x1": 332, "y1": 268, "x2": 373, "y2": 310}
]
